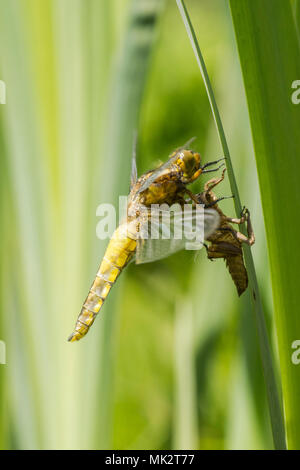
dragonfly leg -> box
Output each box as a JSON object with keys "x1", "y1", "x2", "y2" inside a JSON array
[
  {"x1": 184, "y1": 188, "x2": 200, "y2": 204},
  {"x1": 232, "y1": 228, "x2": 255, "y2": 246},
  {"x1": 201, "y1": 157, "x2": 225, "y2": 170},
  {"x1": 219, "y1": 211, "x2": 255, "y2": 246},
  {"x1": 204, "y1": 168, "x2": 226, "y2": 191},
  {"x1": 202, "y1": 162, "x2": 225, "y2": 174},
  {"x1": 224, "y1": 208, "x2": 255, "y2": 245},
  {"x1": 224, "y1": 206, "x2": 247, "y2": 225},
  {"x1": 243, "y1": 209, "x2": 255, "y2": 246},
  {"x1": 189, "y1": 160, "x2": 224, "y2": 183},
  {"x1": 224, "y1": 215, "x2": 245, "y2": 224},
  {"x1": 204, "y1": 195, "x2": 234, "y2": 208}
]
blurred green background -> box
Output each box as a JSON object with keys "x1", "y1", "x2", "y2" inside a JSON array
[{"x1": 0, "y1": 0, "x2": 276, "y2": 449}]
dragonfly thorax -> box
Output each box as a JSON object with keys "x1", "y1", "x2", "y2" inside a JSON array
[{"x1": 176, "y1": 150, "x2": 201, "y2": 183}]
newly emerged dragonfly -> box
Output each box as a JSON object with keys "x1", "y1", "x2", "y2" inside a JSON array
[
  {"x1": 68, "y1": 144, "x2": 223, "y2": 342},
  {"x1": 196, "y1": 169, "x2": 255, "y2": 296}
]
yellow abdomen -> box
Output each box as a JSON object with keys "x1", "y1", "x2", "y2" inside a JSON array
[{"x1": 68, "y1": 225, "x2": 136, "y2": 342}]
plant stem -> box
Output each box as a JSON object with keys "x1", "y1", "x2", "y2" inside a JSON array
[{"x1": 176, "y1": 0, "x2": 286, "y2": 450}]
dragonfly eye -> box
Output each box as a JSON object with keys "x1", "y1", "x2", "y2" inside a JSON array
[{"x1": 179, "y1": 150, "x2": 201, "y2": 180}]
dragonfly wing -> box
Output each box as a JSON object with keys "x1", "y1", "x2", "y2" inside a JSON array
[
  {"x1": 203, "y1": 208, "x2": 220, "y2": 237},
  {"x1": 136, "y1": 216, "x2": 184, "y2": 264},
  {"x1": 130, "y1": 133, "x2": 138, "y2": 189},
  {"x1": 136, "y1": 139, "x2": 197, "y2": 194},
  {"x1": 136, "y1": 206, "x2": 220, "y2": 264},
  {"x1": 136, "y1": 152, "x2": 181, "y2": 194},
  {"x1": 131, "y1": 155, "x2": 138, "y2": 189}
]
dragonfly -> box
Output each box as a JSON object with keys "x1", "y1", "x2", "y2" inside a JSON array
[
  {"x1": 68, "y1": 143, "x2": 223, "y2": 342},
  {"x1": 196, "y1": 169, "x2": 255, "y2": 296}
]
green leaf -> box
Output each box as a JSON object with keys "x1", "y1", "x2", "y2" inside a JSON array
[
  {"x1": 229, "y1": 0, "x2": 300, "y2": 449},
  {"x1": 176, "y1": 0, "x2": 286, "y2": 450}
]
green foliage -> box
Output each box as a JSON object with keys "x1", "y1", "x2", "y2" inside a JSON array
[
  {"x1": 0, "y1": 0, "x2": 286, "y2": 450},
  {"x1": 176, "y1": 0, "x2": 286, "y2": 450},
  {"x1": 230, "y1": 0, "x2": 300, "y2": 449}
]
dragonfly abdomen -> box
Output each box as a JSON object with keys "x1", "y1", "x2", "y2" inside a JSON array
[
  {"x1": 68, "y1": 226, "x2": 137, "y2": 342},
  {"x1": 225, "y1": 255, "x2": 248, "y2": 297}
]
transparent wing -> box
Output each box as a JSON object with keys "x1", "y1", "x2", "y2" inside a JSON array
[
  {"x1": 137, "y1": 138, "x2": 198, "y2": 194},
  {"x1": 137, "y1": 138, "x2": 197, "y2": 194},
  {"x1": 130, "y1": 132, "x2": 138, "y2": 189},
  {"x1": 136, "y1": 205, "x2": 220, "y2": 264},
  {"x1": 130, "y1": 154, "x2": 138, "y2": 189},
  {"x1": 136, "y1": 154, "x2": 179, "y2": 194}
]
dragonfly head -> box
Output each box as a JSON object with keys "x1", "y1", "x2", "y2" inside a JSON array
[{"x1": 177, "y1": 150, "x2": 201, "y2": 183}]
